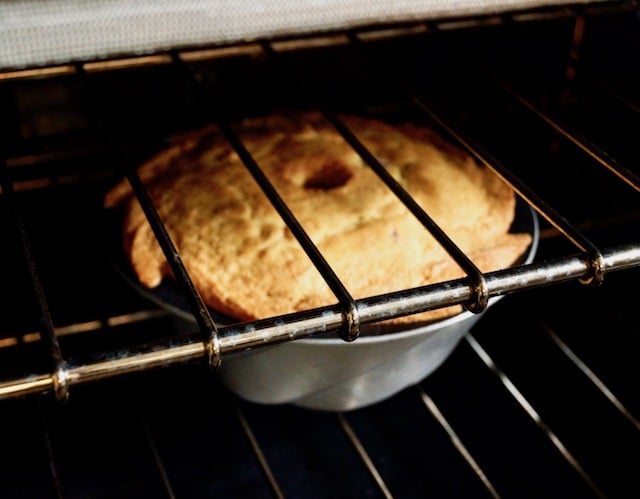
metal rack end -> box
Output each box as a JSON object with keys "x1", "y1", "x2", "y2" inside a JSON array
[{"x1": 53, "y1": 363, "x2": 70, "y2": 402}]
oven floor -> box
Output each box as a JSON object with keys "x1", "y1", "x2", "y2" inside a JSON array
[{"x1": 1, "y1": 267, "x2": 637, "y2": 499}]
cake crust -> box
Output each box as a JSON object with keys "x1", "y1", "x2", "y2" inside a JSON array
[{"x1": 105, "y1": 112, "x2": 532, "y2": 323}]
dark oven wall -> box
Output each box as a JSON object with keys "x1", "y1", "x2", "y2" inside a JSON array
[{"x1": 1, "y1": 3, "x2": 639, "y2": 499}]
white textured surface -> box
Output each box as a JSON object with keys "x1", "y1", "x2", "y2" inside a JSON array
[{"x1": 0, "y1": 0, "x2": 603, "y2": 69}]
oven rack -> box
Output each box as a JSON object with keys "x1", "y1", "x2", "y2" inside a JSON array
[
  {"x1": 1, "y1": 1, "x2": 639, "y2": 402},
  {"x1": 2, "y1": 271, "x2": 639, "y2": 498}
]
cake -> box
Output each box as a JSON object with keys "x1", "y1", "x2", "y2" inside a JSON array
[{"x1": 104, "y1": 111, "x2": 532, "y2": 324}]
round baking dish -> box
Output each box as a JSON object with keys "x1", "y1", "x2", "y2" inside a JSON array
[
  {"x1": 146, "y1": 201, "x2": 539, "y2": 411},
  {"x1": 107, "y1": 201, "x2": 538, "y2": 411}
]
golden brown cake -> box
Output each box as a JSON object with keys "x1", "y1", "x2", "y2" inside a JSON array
[{"x1": 104, "y1": 112, "x2": 532, "y2": 324}]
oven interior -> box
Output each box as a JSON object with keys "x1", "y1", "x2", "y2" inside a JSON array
[{"x1": 1, "y1": 2, "x2": 639, "y2": 498}]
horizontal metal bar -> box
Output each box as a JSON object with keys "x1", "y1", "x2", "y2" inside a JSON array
[
  {"x1": 1, "y1": 243, "x2": 637, "y2": 401},
  {"x1": 67, "y1": 342, "x2": 206, "y2": 384},
  {"x1": 0, "y1": 375, "x2": 53, "y2": 399},
  {"x1": 0, "y1": 343, "x2": 205, "y2": 399}
]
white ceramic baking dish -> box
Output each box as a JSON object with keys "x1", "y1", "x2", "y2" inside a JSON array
[
  {"x1": 110, "y1": 199, "x2": 538, "y2": 411},
  {"x1": 210, "y1": 204, "x2": 539, "y2": 411}
]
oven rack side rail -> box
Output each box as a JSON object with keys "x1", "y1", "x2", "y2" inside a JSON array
[
  {"x1": 1, "y1": 1, "x2": 639, "y2": 401},
  {"x1": 0, "y1": 244, "x2": 638, "y2": 401}
]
